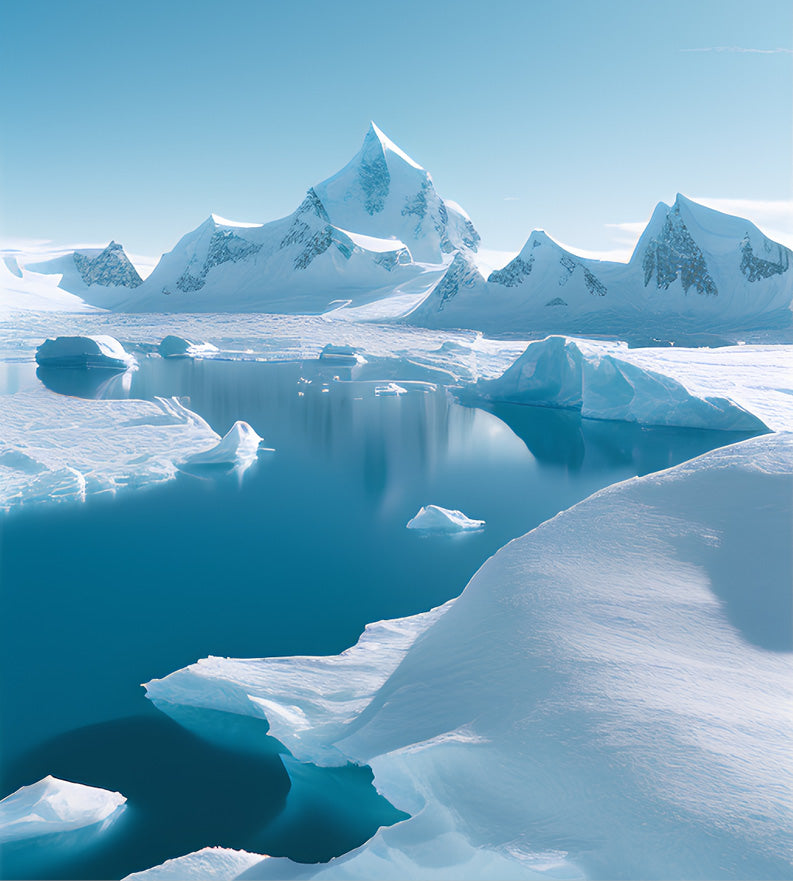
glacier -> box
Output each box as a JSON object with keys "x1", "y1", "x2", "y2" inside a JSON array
[
  {"x1": 0, "y1": 776, "x2": 126, "y2": 843},
  {"x1": 405, "y1": 505, "x2": 485, "y2": 532},
  {"x1": 138, "y1": 432, "x2": 793, "y2": 879}
]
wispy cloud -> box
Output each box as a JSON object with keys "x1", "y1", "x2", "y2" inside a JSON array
[
  {"x1": 503, "y1": 196, "x2": 520, "y2": 202},
  {"x1": 682, "y1": 46, "x2": 792, "y2": 55}
]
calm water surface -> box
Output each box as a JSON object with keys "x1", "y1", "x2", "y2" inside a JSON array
[{"x1": 0, "y1": 356, "x2": 759, "y2": 879}]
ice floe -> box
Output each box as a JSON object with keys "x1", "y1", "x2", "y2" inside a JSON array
[
  {"x1": 405, "y1": 505, "x2": 484, "y2": 532},
  {"x1": 0, "y1": 776, "x2": 126, "y2": 843},
  {"x1": 142, "y1": 432, "x2": 793, "y2": 879},
  {"x1": 35, "y1": 335, "x2": 136, "y2": 370},
  {"x1": 0, "y1": 388, "x2": 220, "y2": 509}
]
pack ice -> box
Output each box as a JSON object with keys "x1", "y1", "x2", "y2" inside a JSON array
[
  {"x1": 142, "y1": 432, "x2": 793, "y2": 879},
  {"x1": 0, "y1": 776, "x2": 126, "y2": 843},
  {"x1": 35, "y1": 335, "x2": 136, "y2": 370},
  {"x1": 406, "y1": 505, "x2": 484, "y2": 532}
]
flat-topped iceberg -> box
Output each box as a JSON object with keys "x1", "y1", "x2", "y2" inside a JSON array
[
  {"x1": 141, "y1": 433, "x2": 793, "y2": 879},
  {"x1": 181, "y1": 421, "x2": 263, "y2": 469},
  {"x1": 406, "y1": 505, "x2": 484, "y2": 532},
  {"x1": 0, "y1": 776, "x2": 126, "y2": 843},
  {"x1": 35, "y1": 335, "x2": 136, "y2": 370},
  {"x1": 158, "y1": 335, "x2": 219, "y2": 358},
  {"x1": 472, "y1": 335, "x2": 770, "y2": 431}
]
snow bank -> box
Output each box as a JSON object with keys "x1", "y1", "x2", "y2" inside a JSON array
[
  {"x1": 0, "y1": 388, "x2": 220, "y2": 509},
  {"x1": 182, "y1": 421, "x2": 263, "y2": 469},
  {"x1": 142, "y1": 433, "x2": 793, "y2": 879},
  {"x1": 405, "y1": 505, "x2": 484, "y2": 532},
  {"x1": 35, "y1": 335, "x2": 136, "y2": 370},
  {"x1": 0, "y1": 776, "x2": 126, "y2": 843},
  {"x1": 472, "y1": 336, "x2": 770, "y2": 431},
  {"x1": 158, "y1": 335, "x2": 219, "y2": 358}
]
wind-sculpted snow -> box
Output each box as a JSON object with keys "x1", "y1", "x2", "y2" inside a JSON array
[
  {"x1": 73, "y1": 242, "x2": 142, "y2": 288},
  {"x1": 139, "y1": 433, "x2": 793, "y2": 879},
  {"x1": 472, "y1": 336, "x2": 769, "y2": 431},
  {"x1": 0, "y1": 388, "x2": 220, "y2": 510},
  {"x1": 0, "y1": 776, "x2": 126, "y2": 843}
]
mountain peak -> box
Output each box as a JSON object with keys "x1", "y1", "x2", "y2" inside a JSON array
[{"x1": 362, "y1": 122, "x2": 423, "y2": 171}]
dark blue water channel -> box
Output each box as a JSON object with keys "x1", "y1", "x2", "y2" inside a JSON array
[{"x1": 0, "y1": 355, "x2": 760, "y2": 879}]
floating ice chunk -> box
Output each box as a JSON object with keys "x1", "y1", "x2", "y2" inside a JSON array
[
  {"x1": 374, "y1": 382, "x2": 407, "y2": 396},
  {"x1": 182, "y1": 421, "x2": 264, "y2": 468},
  {"x1": 0, "y1": 776, "x2": 126, "y2": 843},
  {"x1": 158, "y1": 335, "x2": 219, "y2": 358},
  {"x1": 406, "y1": 504, "x2": 484, "y2": 532},
  {"x1": 319, "y1": 344, "x2": 366, "y2": 366},
  {"x1": 35, "y1": 335, "x2": 136, "y2": 370}
]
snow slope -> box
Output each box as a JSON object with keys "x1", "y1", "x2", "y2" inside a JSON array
[
  {"x1": 470, "y1": 336, "x2": 770, "y2": 431},
  {"x1": 141, "y1": 432, "x2": 793, "y2": 879},
  {"x1": 409, "y1": 195, "x2": 793, "y2": 336},
  {"x1": 0, "y1": 389, "x2": 220, "y2": 510},
  {"x1": 0, "y1": 776, "x2": 126, "y2": 843}
]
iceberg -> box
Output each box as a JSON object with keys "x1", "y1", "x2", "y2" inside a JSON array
[
  {"x1": 0, "y1": 776, "x2": 126, "y2": 843},
  {"x1": 181, "y1": 421, "x2": 264, "y2": 469},
  {"x1": 471, "y1": 335, "x2": 771, "y2": 431},
  {"x1": 158, "y1": 335, "x2": 219, "y2": 358},
  {"x1": 319, "y1": 344, "x2": 365, "y2": 366},
  {"x1": 35, "y1": 335, "x2": 136, "y2": 370},
  {"x1": 405, "y1": 505, "x2": 484, "y2": 532},
  {"x1": 374, "y1": 382, "x2": 407, "y2": 397},
  {"x1": 142, "y1": 432, "x2": 793, "y2": 879}
]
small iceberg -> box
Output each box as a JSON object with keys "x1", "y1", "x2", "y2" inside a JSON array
[
  {"x1": 158, "y1": 335, "x2": 219, "y2": 358},
  {"x1": 35, "y1": 335, "x2": 136, "y2": 371},
  {"x1": 406, "y1": 504, "x2": 485, "y2": 532},
  {"x1": 319, "y1": 344, "x2": 365, "y2": 366},
  {"x1": 0, "y1": 776, "x2": 126, "y2": 843},
  {"x1": 181, "y1": 421, "x2": 264, "y2": 469},
  {"x1": 375, "y1": 382, "x2": 407, "y2": 396}
]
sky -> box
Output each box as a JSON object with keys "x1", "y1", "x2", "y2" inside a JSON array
[{"x1": 1, "y1": 0, "x2": 791, "y2": 268}]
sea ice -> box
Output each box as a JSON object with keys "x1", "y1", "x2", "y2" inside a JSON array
[
  {"x1": 0, "y1": 388, "x2": 220, "y2": 509},
  {"x1": 142, "y1": 432, "x2": 793, "y2": 879},
  {"x1": 405, "y1": 505, "x2": 484, "y2": 532},
  {"x1": 35, "y1": 335, "x2": 136, "y2": 370},
  {"x1": 374, "y1": 382, "x2": 407, "y2": 396},
  {"x1": 0, "y1": 776, "x2": 126, "y2": 843}
]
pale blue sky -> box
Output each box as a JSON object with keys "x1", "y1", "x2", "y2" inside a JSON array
[{"x1": 1, "y1": 0, "x2": 791, "y2": 263}]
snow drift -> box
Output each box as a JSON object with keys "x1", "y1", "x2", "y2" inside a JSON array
[{"x1": 142, "y1": 432, "x2": 793, "y2": 879}]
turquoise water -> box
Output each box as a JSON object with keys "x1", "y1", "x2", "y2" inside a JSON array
[{"x1": 0, "y1": 357, "x2": 759, "y2": 879}]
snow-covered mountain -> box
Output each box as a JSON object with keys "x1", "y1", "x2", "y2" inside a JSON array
[
  {"x1": 121, "y1": 123, "x2": 479, "y2": 313},
  {"x1": 409, "y1": 194, "x2": 793, "y2": 335}
]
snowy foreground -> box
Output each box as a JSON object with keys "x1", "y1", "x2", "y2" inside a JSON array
[{"x1": 139, "y1": 433, "x2": 793, "y2": 880}]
